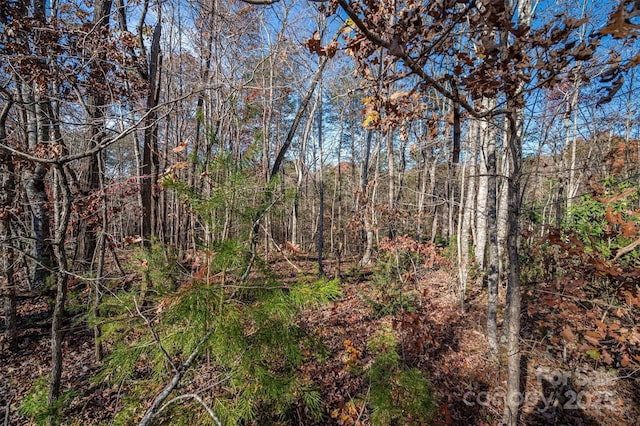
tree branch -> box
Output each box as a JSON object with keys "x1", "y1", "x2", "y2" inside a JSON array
[
  {"x1": 0, "y1": 91, "x2": 195, "y2": 165},
  {"x1": 157, "y1": 394, "x2": 221, "y2": 426},
  {"x1": 136, "y1": 328, "x2": 215, "y2": 426},
  {"x1": 335, "y1": 0, "x2": 504, "y2": 119},
  {"x1": 133, "y1": 296, "x2": 177, "y2": 372}
]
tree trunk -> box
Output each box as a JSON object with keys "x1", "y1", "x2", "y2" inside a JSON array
[
  {"x1": 77, "y1": 0, "x2": 113, "y2": 268},
  {"x1": 244, "y1": 32, "x2": 336, "y2": 277},
  {"x1": 428, "y1": 145, "x2": 441, "y2": 242},
  {"x1": 497, "y1": 129, "x2": 509, "y2": 282},
  {"x1": 93, "y1": 154, "x2": 109, "y2": 362},
  {"x1": 0, "y1": 101, "x2": 17, "y2": 351},
  {"x1": 47, "y1": 164, "x2": 73, "y2": 423},
  {"x1": 141, "y1": 19, "x2": 162, "y2": 245},
  {"x1": 457, "y1": 120, "x2": 477, "y2": 312},
  {"x1": 503, "y1": 109, "x2": 523, "y2": 426},
  {"x1": 485, "y1": 102, "x2": 499, "y2": 356},
  {"x1": 386, "y1": 130, "x2": 396, "y2": 238},
  {"x1": 20, "y1": 81, "x2": 52, "y2": 289},
  {"x1": 452, "y1": 86, "x2": 461, "y2": 165},
  {"x1": 502, "y1": 0, "x2": 532, "y2": 419},
  {"x1": 316, "y1": 79, "x2": 325, "y2": 276},
  {"x1": 292, "y1": 104, "x2": 314, "y2": 247},
  {"x1": 475, "y1": 99, "x2": 492, "y2": 272},
  {"x1": 358, "y1": 128, "x2": 374, "y2": 262},
  {"x1": 331, "y1": 110, "x2": 345, "y2": 274},
  {"x1": 416, "y1": 126, "x2": 430, "y2": 239},
  {"x1": 360, "y1": 133, "x2": 381, "y2": 267}
]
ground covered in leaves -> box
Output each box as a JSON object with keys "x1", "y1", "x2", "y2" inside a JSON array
[{"x1": 1, "y1": 254, "x2": 639, "y2": 425}]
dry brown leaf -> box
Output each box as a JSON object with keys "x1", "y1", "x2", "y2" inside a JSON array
[
  {"x1": 621, "y1": 221, "x2": 637, "y2": 238},
  {"x1": 560, "y1": 326, "x2": 576, "y2": 343},
  {"x1": 172, "y1": 140, "x2": 188, "y2": 153},
  {"x1": 584, "y1": 334, "x2": 600, "y2": 346},
  {"x1": 595, "y1": 320, "x2": 608, "y2": 330},
  {"x1": 601, "y1": 3, "x2": 640, "y2": 39}
]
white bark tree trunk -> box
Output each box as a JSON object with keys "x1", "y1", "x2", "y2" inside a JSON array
[
  {"x1": 457, "y1": 120, "x2": 477, "y2": 311},
  {"x1": 475, "y1": 98, "x2": 494, "y2": 273}
]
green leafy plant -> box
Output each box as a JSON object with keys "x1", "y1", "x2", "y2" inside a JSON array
[
  {"x1": 563, "y1": 179, "x2": 640, "y2": 267},
  {"x1": 19, "y1": 377, "x2": 76, "y2": 426},
  {"x1": 366, "y1": 327, "x2": 435, "y2": 425},
  {"x1": 97, "y1": 245, "x2": 341, "y2": 424},
  {"x1": 522, "y1": 178, "x2": 640, "y2": 371}
]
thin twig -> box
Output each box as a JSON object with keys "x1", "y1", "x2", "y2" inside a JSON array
[
  {"x1": 536, "y1": 289, "x2": 628, "y2": 310},
  {"x1": 4, "y1": 396, "x2": 13, "y2": 426},
  {"x1": 136, "y1": 328, "x2": 214, "y2": 426},
  {"x1": 156, "y1": 393, "x2": 221, "y2": 426},
  {"x1": 268, "y1": 234, "x2": 302, "y2": 273},
  {"x1": 133, "y1": 296, "x2": 177, "y2": 372}
]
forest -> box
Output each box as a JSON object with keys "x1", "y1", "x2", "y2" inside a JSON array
[{"x1": 1, "y1": 0, "x2": 639, "y2": 424}]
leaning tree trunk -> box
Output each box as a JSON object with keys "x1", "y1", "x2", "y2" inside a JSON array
[{"x1": 243, "y1": 31, "x2": 337, "y2": 280}]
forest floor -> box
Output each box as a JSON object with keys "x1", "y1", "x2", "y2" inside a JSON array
[{"x1": 1, "y1": 253, "x2": 639, "y2": 425}]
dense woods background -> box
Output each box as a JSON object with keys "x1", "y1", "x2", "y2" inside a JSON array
[{"x1": 1, "y1": 0, "x2": 640, "y2": 424}]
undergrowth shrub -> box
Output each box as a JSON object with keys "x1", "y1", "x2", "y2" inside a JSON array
[
  {"x1": 94, "y1": 137, "x2": 341, "y2": 424},
  {"x1": 366, "y1": 235, "x2": 444, "y2": 318},
  {"x1": 367, "y1": 327, "x2": 435, "y2": 425},
  {"x1": 525, "y1": 178, "x2": 640, "y2": 284},
  {"x1": 566, "y1": 179, "x2": 640, "y2": 264},
  {"x1": 96, "y1": 242, "x2": 340, "y2": 425},
  {"x1": 19, "y1": 376, "x2": 76, "y2": 426},
  {"x1": 521, "y1": 177, "x2": 640, "y2": 370}
]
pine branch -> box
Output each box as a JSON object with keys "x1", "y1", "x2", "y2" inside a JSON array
[
  {"x1": 156, "y1": 394, "x2": 221, "y2": 426},
  {"x1": 137, "y1": 328, "x2": 214, "y2": 426},
  {"x1": 133, "y1": 296, "x2": 177, "y2": 372}
]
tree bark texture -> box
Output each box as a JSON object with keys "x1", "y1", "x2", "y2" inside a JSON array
[
  {"x1": 485, "y1": 104, "x2": 499, "y2": 356},
  {"x1": 141, "y1": 19, "x2": 162, "y2": 244},
  {"x1": 316, "y1": 79, "x2": 325, "y2": 276},
  {"x1": 20, "y1": 80, "x2": 52, "y2": 288},
  {"x1": 503, "y1": 109, "x2": 523, "y2": 426},
  {"x1": 0, "y1": 101, "x2": 17, "y2": 351},
  {"x1": 76, "y1": 0, "x2": 113, "y2": 268},
  {"x1": 47, "y1": 164, "x2": 73, "y2": 420}
]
